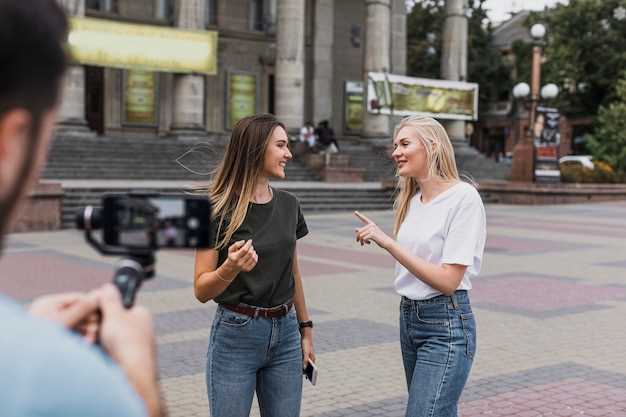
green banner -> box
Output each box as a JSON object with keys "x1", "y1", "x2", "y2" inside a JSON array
[
  {"x1": 124, "y1": 70, "x2": 157, "y2": 125},
  {"x1": 228, "y1": 73, "x2": 257, "y2": 129},
  {"x1": 344, "y1": 81, "x2": 364, "y2": 132}
]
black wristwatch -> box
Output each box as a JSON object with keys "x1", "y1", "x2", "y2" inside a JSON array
[{"x1": 299, "y1": 320, "x2": 313, "y2": 330}]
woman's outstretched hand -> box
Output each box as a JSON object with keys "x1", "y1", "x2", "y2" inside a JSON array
[{"x1": 354, "y1": 211, "x2": 393, "y2": 250}]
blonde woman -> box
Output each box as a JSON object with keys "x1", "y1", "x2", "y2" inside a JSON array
[
  {"x1": 194, "y1": 114, "x2": 315, "y2": 417},
  {"x1": 354, "y1": 116, "x2": 485, "y2": 417}
]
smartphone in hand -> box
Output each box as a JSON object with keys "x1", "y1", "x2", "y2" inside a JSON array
[{"x1": 304, "y1": 361, "x2": 318, "y2": 386}]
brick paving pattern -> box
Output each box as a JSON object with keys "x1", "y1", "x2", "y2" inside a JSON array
[{"x1": 2, "y1": 201, "x2": 626, "y2": 416}]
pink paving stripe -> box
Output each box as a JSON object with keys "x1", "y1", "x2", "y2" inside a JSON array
[
  {"x1": 0, "y1": 252, "x2": 111, "y2": 301},
  {"x1": 485, "y1": 234, "x2": 588, "y2": 254},
  {"x1": 298, "y1": 258, "x2": 359, "y2": 277},
  {"x1": 460, "y1": 379, "x2": 626, "y2": 416},
  {"x1": 472, "y1": 275, "x2": 626, "y2": 312},
  {"x1": 298, "y1": 242, "x2": 395, "y2": 269},
  {"x1": 489, "y1": 218, "x2": 626, "y2": 238}
]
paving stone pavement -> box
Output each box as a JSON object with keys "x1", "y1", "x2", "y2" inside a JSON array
[{"x1": 2, "y1": 201, "x2": 626, "y2": 416}]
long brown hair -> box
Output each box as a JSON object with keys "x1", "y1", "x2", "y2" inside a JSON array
[
  {"x1": 210, "y1": 114, "x2": 285, "y2": 249},
  {"x1": 392, "y1": 116, "x2": 461, "y2": 235}
]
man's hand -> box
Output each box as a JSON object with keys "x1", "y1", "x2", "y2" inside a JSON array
[
  {"x1": 96, "y1": 284, "x2": 155, "y2": 364},
  {"x1": 96, "y1": 284, "x2": 161, "y2": 417},
  {"x1": 29, "y1": 292, "x2": 100, "y2": 343}
]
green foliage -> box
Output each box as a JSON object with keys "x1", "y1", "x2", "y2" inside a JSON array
[
  {"x1": 560, "y1": 160, "x2": 624, "y2": 183},
  {"x1": 522, "y1": 0, "x2": 626, "y2": 116},
  {"x1": 585, "y1": 76, "x2": 626, "y2": 176},
  {"x1": 406, "y1": 0, "x2": 513, "y2": 111},
  {"x1": 466, "y1": 0, "x2": 513, "y2": 104},
  {"x1": 406, "y1": 0, "x2": 444, "y2": 79}
]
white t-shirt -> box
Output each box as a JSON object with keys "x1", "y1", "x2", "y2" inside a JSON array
[{"x1": 394, "y1": 181, "x2": 486, "y2": 300}]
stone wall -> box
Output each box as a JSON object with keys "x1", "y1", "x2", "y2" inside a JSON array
[{"x1": 10, "y1": 182, "x2": 63, "y2": 233}]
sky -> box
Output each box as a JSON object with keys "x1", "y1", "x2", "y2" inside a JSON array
[{"x1": 483, "y1": 0, "x2": 569, "y2": 23}]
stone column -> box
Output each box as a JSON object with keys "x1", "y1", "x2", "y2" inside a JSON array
[
  {"x1": 56, "y1": 0, "x2": 91, "y2": 135},
  {"x1": 275, "y1": 0, "x2": 306, "y2": 131},
  {"x1": 312, "y1": 0, "x2": 334, "y2": 125},
  {"x1": 390, "y1": 0, "x2": 407, "y2": 75},
  {"x1": 440, "y1": 0, "x2": 468, "y2": 141},
  {"x1": 363, "y1": 0, "x2": 391, "y2": 139},
  {"x1": 171, "y1": 0, "x2": 206, "y2": 137}
]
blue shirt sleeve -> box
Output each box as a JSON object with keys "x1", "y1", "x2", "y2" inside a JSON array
[
  {"x1": 0, "y1": 299, "x2": 147, "y2": 417},
  {"x1": 25, "y1": 338, "x2": 148, "y2": 417}
]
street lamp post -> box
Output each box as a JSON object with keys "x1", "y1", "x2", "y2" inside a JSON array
[{"x1": 510, "y1": 23, "x2": 547, "y2": 182}]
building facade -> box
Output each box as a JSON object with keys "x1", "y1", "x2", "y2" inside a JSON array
[{"x1": 57, "y1": 0, "x2": 407, "y2": 139}]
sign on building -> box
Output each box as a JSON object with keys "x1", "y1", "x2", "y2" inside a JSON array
[
  {"x1": 227, "y1": 73, "x2": 257, "y2": 129},
  {"x1": 344, "y1": 81, "x2": 364, "y2": 133},
  {"x1": 68, "y1": 17, "x2": 218, "y2": 74},
  {"x1": 534, "y1": 106, "x2": 561, "y2": 182},
  {"x1": 366, "y1": 72, "x2": 478, "y2": 121},
  {"x1": 124, "y1": 70, "x2": 158, "y2": 125}
]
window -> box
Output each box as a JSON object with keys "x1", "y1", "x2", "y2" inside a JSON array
[
  {"x1": 249, "y1": 0, "x2": 276, "y2": 33},
  {"x1": 86, "y1": 0, "x2": 117, "y2": 13},
  {"x1": 155, "y1": 0, "x2": 175, "y2": 23},
  {"x1": 206, "y1": 0, "x2": 217, "y2": 27}
]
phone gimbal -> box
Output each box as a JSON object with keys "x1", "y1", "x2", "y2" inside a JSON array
[{"x1": 76, "y1": 205, "x2": 155, "y2": 308}]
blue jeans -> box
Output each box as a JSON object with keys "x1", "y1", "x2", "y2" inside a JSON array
[
  {"x1": 206, "y1": 305, "x2": 303, "y2": 417},
  {"x1": 399, "y1": 291, "x2": 476, "y2": 417}
]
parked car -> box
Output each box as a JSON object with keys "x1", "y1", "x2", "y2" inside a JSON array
[{"x1": 559, "y1": 155, "x2": 594, "y2": 170}]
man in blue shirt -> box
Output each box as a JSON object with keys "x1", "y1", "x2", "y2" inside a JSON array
[{"x1": 0, "y1": 1, "x2": 162, "y2": 416}]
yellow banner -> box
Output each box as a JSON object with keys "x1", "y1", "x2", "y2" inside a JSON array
[
  {"x1": 367, "y1": 73, "x2": 478, "y2": 121},
  {"x1": 68, "y1": 17, "x2": 217, "y2": 74}
]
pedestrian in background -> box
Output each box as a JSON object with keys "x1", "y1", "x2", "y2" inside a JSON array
[
  {"x1": 354, "y1": 116, "x2": 486, "y2": 417},
  {"x1": 299, "y1": 121, "x2": 317, "y2": 151},
  {"x1": 194, "y1": 113, "x2": 315, "y2": 417},
  {"x1": 315, "y1": 120, "x2": 340, "y2": 153}
]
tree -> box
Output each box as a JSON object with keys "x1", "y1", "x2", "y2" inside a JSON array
[
  {"x1": 466, "y1": 0, "x2": 513, "y2": 105},
  {"x1": 406, "y1": 0, "x2": 513, "y2": 111},
  {"x1": 585, "y1": 74, "x2": 626, "y2": 176},
  {"x1": 406, "y1": 0, "x2": 444, "y2": 80},
  {"x1": 521, "y1": 0, "x2": 626, "y2": 116}
]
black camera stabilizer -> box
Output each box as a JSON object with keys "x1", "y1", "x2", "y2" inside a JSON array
[{"x1": 79, "y1": 206, "x2": 155, "y2": 308}]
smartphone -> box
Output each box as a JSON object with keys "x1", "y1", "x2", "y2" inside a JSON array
[
  {"x1": 304, "y1": 361, "x2": 318, "y2": 386},
  {"x1": 102, "y1": 194, "x2": 211, "y2": 250}
]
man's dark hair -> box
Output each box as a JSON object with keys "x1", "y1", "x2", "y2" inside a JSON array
[
  {"x1": 0, "y1": 0, "x2": 68, "y2": 125},
  {"x1": 0, "y1": 0, "x2": 68, "y2": 241}
]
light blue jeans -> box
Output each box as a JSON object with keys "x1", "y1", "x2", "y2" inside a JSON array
[
  {"x1": 400, "y1": 291, "x2": 476, "y2": 417},
  {"x1": 206, "y1": 305, "x2": 303, "y2": 417}
]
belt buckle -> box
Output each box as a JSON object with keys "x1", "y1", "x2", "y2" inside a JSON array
[{"x1": 282, "y1": 304, "x2": 289, "y2": 315}]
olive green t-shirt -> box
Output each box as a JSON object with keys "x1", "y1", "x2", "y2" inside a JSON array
[{"x1": 214, "y1": 188, "x2": 308, "y2": 308}]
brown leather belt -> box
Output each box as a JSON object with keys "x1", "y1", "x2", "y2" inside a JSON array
[{"x1": 221, "y1": 302, "x2": 293, "y2": 319}]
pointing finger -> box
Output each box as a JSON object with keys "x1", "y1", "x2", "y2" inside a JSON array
[{"x1": 354, "y1": 211, "x2": 373, "y2": 225}]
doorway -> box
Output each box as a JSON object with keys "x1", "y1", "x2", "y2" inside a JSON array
[{"x1": 85, "y1": 66, "x2": 104, "y2": 135}]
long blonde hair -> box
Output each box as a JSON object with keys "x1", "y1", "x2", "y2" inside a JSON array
[
  {"x1": 392, "y1": 116, "x2": 460, "y2": 234},
  {"x1": 210, "y1": 114, "x2": 284, "y2": 249}
]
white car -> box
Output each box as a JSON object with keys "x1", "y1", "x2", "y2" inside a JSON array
[{"x1": 559, "y1": 155, "x2": 594, "y2": 170}]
